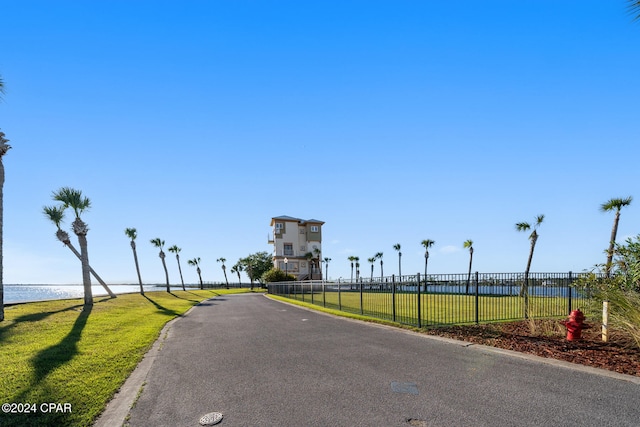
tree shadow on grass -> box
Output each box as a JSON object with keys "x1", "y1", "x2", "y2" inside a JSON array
[
  {"x1": 165, "y1": 291, "x2": 220, "y2": 304},
  {"x1": 0, "y1": 304, "x2": 84, "y2": 345},
  {"x1": 143, "y1": 294, "x2": 182, "y2": 317},
  {"x1": 30, "y1": 305, "x2": 92, "y2": 385}
]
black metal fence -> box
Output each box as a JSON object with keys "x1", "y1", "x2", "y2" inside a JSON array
[{"x1": 267, "y1": 272, "x2": 596, "y2": 327}]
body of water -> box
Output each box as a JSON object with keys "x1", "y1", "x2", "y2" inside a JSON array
[{"x1": 3, "y1": 284, "x2": 187, "y2": 304}]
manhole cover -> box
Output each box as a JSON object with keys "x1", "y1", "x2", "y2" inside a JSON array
[
  {"x1": 391, "y1": 381, "x2": 419, "y2": 395},
  {"x1": 199, "y1": 411, "x2": 223, "y2": 426}
]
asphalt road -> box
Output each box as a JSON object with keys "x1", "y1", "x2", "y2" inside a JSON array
[{"x1": 113, "y1": 293, "x2": 639, "y2": 427}]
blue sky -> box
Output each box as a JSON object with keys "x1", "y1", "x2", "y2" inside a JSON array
[{"x1": 1, "y1": 1, "x2": 639, "y2": 284}]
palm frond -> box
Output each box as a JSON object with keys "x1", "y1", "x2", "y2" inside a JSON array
[
  {"x1": 43, "y1": 205, "x2": 65, "y2": 228},
  {"x1": 52, "y1": 187, "x2": 91, "y2": 218},
  {"x1": 601, "y1": 196, "x2": 633, "y2": 212},
  {"x1": 629, "y1": 0, "x2": 640, "y2": 21},
  {"x1": 515, "y1": 222, "x2": 531, "y2": 232},
  {"x1": 463, "y1": 239, "x2": 473, "y2": 249},
  {"x1": 150, "y1": 238, "x2": 164, "y2": 248},
  {"x1": 0, "y1": 130, "x2": 11, "y2": 156},
  {"x1": 421, "y1": 239, "x2": 435, "y2": 249},
  {"x1": 124, "y1": 227, "x2": 137, "y2": 240}
]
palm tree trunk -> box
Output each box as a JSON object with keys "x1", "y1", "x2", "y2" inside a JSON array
[
  {"x1": 424, "y1": 258, "x2": 427, "y2": 292},
  {"x1": 606, "y1": 211, "x2": 621, "y2": 277},
  {"x1": 465, "y1": 251, "x2": 473, "y2": 295},
  {"x1": 160, "y1": 252, "x2": 170, "y2": 292},
  {"x1": 424, "y1": 256, "x2": 429, "y2": 293},
  {"x1": 521, "y1": 233, "x2": 537, "y2": 318},
  {"x1": 197, "y1": 268, "x2": 203, "y2": 290},
  {"x1": 176, "y1": 255, "x2": 185, "y2": 291},
  {"x1": 76, "y1": 227, "x2": 93, "y2": 308},
  {"x1": 131, "y1": 247, "x2": 144, "y2": 295},
  {"x1": 131, "y1": 242, "x2": 144, "y2": 295},
  {"x1": 64, "y1": 240, "x2": 116, "y2": 297}
]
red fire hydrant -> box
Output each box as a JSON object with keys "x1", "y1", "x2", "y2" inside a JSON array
[{"x1": 561, "y1": 309, "x2": 587, "y2": 341}]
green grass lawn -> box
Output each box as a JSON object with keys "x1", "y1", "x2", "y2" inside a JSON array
[
  {"x1": 290, "y1": 290, "x2": 574, "y2": 326},
  {"x1": 0, "y1": 289, "x2": 256, "y2": 427}
]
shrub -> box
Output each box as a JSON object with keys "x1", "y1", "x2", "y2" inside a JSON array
[
  {"x1": 574, "y1": 235, "x2": 640, "y2": 348},
  {"x1": 262, "y1": 268, "x2": 296, "y2": 283}
]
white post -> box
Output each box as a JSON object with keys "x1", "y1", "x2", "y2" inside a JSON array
[{"x1": 602, "y1": 300, "x2": 609, "y2": 343}]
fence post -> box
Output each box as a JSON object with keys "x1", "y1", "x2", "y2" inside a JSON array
[
  {"x1": 338, "y1": 278, "x2": 342, "y2": 311},
  {"x1": 323, "y1": 281, "x2": 326, "y2": 308},
  {"x1": 392, "y1": 274, "x2": 396, "y2": 322},
  {"x1": 417, "y1": 273, "x2": 422, "y2": 328},
  {"x1": 568, "y1": 271, "x2": 573, "y2": 314},
  {"x1": 474, "y1": 271, "x2": 479, "y2": 324},
  {"x1": 359, "y1": 278, "x2": 364, "y2": 315},
  {"x1": 311, "y1": 281, "x2": 314, "y2": 305}
]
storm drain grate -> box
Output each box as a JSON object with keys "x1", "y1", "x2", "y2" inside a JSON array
[
  {"x1": 199, "y1": 411, "x2": 223, "y2": 426},
  {"x1": 390, "y1": 381, "x2": 419, "y2": 395}
]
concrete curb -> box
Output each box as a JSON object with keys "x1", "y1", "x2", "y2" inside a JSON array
[{"x1": 93, "y1": 310, "x2": 183, "y2": 426}]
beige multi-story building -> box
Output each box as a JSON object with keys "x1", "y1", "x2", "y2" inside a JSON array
[{"x1": 268, "y1": 215, "x2": 324, "y2": 280}]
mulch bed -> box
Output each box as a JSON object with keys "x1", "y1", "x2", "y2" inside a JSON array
[{"x1": 423, "y1": 320, "x2": 640, "y2": 377}]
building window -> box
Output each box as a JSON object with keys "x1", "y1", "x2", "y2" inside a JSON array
[
  {"x1": 283, "y1": 244, "x2": 294, "y2": 256},
  {"x1": 275, "y1": 223, "x2": 283, "y2": 229},
  {"x1": 279, "y1": 261, "x2": 299, "y2": 272},
  {"x1": 310, "y1": 225, "x2": 318, "y2": 232}
]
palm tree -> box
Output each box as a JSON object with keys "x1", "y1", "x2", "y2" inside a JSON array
[
  {"x1": 188, "y1": 257, "x2": 203, "y2": 289},
  {"x1": 0, "y1": 129, "x2": 10, "y2": 321},
  {"x1": 463, "y1": 240, "x2": 474, "y2": 295},
  {"x1": 601, "y1": 197, "x2": 633, "y2": 277},
  {"x1": 368, "y1": 257, "x2": 376, "y2": 282},
  {"x1": 354, "y1": 256, "x2": 360, "y2": 282},
  {"x1": 393, "y1": 243, "x2": 402, "y2": 280},
  {"x1": 516, "y1": 214, "x2": 545, "y2": 316},
  {"x1": 375, "y1": 252, "x2": 384, "y2": 279},
  {"x1": 217, "y1": 257, "x2": 229, "y2": 288},
  {"x1": 168, "y1": 245, "x2": 186, "y2": 291},
  {"x1": 304, "y1": 252, "x2": 314, "y2": 280},
  {"x1": 348, "y1": 256, "x2": 357, "y2": 282},
  {"x1": 420, "y1": 240, "x2": 435, "y2": 291},
  {"x1": 231, "y1": 262, "x2": 243, "y2": 287},
  {"x1": 42, "y1": 205, "x2": 115, "y2": 297},
  {"x1": 52, "y1": 187, "x2": 94, "y2": 309},
  {"x1": 322, "y1": 257, "x2": 331, "y2": 281},
  {"x1": 313, "y1": 247, "x2": 321, "y2": 279},
  {"x1": 124, "y1": 228, "x2": 144, "y2": 295},
  {"x1": 150, "y1": 238, "x2": 170, "y2": 292}
]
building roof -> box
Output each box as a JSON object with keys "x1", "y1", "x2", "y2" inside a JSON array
[{"x1": 271, "y1": 215, "x2": 325, "y2": 225}]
